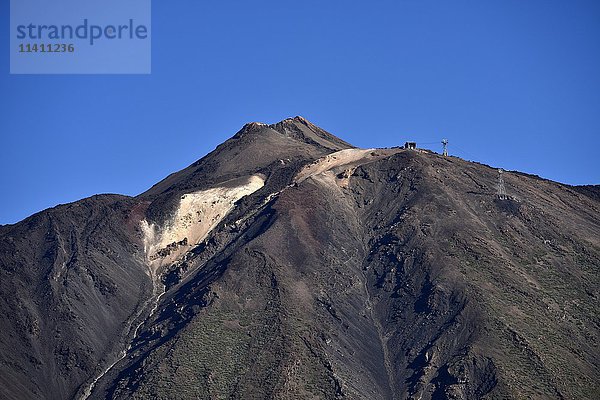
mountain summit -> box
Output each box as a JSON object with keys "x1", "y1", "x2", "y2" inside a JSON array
[{"x1": 1, "y1": 118, "x2": 598, "y2": 399}]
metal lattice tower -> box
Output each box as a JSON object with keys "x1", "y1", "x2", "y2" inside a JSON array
[
  {"x1": 497, "y1": 169, "x2": 508, "y2": 200},
  {"x1": 441, "y1": 139, "x2": 448, "y2": 156}
]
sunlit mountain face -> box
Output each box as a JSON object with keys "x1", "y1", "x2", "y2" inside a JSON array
[{"x1": 1, "y1": 117, "x2": 598, "y2": 400}]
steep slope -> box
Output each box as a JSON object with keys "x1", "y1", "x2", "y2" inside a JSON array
[
  {"x1": 1, "y1": 117, "x2": 598, "y2": 400},
  {"x1": 349, "y1": 153, "x2": 599, "y2": 399},
  {"x1": 139, "y1": 116, "x2": 352, "y2": 226},
  {"x1": 0, "y1": 195, "x2": 151, "y2": 400},
  {"x1": 0, "y1": 117, "x2": 351, "y2": 400},
  {"x1": 94, "y1": 147, "x2": 598, "y2": 398}
]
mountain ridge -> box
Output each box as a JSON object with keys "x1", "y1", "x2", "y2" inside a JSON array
[{"x1": 0, "y1": 117, "x2": 598, "y2": 400}]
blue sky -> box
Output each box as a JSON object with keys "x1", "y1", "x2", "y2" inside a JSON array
[{"x1": 1, "y1": 0, "x2": 599, "y2": 224}]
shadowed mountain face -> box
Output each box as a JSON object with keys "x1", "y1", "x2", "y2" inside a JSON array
[{"x1": 1, "y1": 117, "x2": 598, "y2": 400}]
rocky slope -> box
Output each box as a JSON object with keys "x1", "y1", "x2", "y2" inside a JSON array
[{"x1": 0, "y1": 117, "x2": 598, "y2": 399}]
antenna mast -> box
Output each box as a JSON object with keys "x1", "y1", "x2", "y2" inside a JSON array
[
  {"x1": 441, "y1": 139, "x2": 448, "y2": 156},
  {"x1": 497, "y1": 169, "x2": 508, "y2": 200}
]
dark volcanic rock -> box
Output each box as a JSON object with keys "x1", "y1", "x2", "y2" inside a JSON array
[
  {"x1": 1, "y1": 117, "x2": 598, "y2": 400},
  {"x1": 0, "y1": 195, "x2": 152, "y2": 400}
]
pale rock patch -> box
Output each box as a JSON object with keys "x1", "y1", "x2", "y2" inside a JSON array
[
  {"x1": 141, "y1": 175, "x2": 265, "y2": 273},
  {"x1": 295, "y1": 148, "x2": 402, "y2": 187}
]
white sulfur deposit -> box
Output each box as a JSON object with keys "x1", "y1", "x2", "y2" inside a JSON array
[{"x1": 141, "y1": 175, "x2": 264, "y2": 272}]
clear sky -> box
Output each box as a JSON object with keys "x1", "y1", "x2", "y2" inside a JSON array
[{"x1": 1, "y1": 0, "x2": 599, "y2": 224}]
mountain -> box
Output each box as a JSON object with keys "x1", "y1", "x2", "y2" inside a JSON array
[{"x1": 0, "y1": 117, "x2": 598, "y2": 400}]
